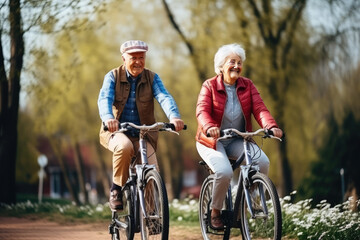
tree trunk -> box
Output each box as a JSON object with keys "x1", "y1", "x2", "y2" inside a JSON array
[
  {"x1": 274, "y1": 111, "x2": 293, "y2": 197},
  {"x1": 157, "y1": 136, "x2": 174, "y2": 200},
  {"x1": 73, "y1": 141, "x2": 89, "y2": 204},
  {"x1": 0, "y1": 0, "x2": 24, "y2": 204},
  {"x1": 49, "y1": 138, "x2": 81, "y2": 205},
  {"x1": 94, "y1": 141, "x2": 110, "y2": 199}
]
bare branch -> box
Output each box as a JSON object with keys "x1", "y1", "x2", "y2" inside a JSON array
[
  {"x1": 276, "y1": 0, "x2": 307, "y2": 43},
  {"x1": 281, "y1": 0, "x2": 307, "y2": 69},
  {"x1": 248, "y1": 0, "x2": 268, "y2": 41},
  {"x1": 161, "y1": 0, "x2": 193, "y2": 55}
]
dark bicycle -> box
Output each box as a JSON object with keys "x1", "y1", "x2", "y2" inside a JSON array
[
  {"x1": 107, "y1": 122, "x2": 186, "y2": 240},
  {"x1": 199, "y1": 128, "x2": 282, "y2": 240}
]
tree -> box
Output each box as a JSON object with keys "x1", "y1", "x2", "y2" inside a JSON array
[
  {"x1": 161, "y1": 0, "x2": 360, "y2": 197},
  {"x1": 25, "y1": 0, "x2": 201, "y2": 201},
  {"x1": 299, "y1": 112, "x2": 360, "y2": 208},
  {"x1": 0, "y1": 0, "x2": 24, "y2": 204},
  {"x1": 0, "y1": 0, "x2": 108, "y2": 204}
]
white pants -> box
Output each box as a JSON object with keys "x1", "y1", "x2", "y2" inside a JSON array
[{"x1": 196, "y1": 139, "x2": 269, "y2": 210}]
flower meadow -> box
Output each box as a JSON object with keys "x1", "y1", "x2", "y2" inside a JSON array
[
  {"x1": 281, "y1": 192, "x2": 360, "y2": 240},
  {"x1": 1, "y1": 192, "x2": 359, "y2": 239}
]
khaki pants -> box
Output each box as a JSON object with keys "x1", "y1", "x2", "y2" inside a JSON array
[{"x1": 107, "y1": 132, "x2": 158, "y2": 186}]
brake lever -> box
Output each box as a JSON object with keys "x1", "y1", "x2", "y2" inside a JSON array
[{"x1": 263, "y1": 129, "x2": 282, "y2": 141}]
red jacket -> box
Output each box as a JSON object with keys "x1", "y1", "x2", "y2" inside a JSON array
[{"x1": 196, "y1": 75, "x2": 278, "y2": 149}]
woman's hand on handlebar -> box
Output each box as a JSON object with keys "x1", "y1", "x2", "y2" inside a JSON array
[
  {"x1": 270, "y1": 127, "x2": 283, "y2": 139},
  {"x1": 104, "y1": 119, "x2": 119, "y2": 132},
  {"x1": 207, "y1": 127, "x2": 220, "y2": 138},
  {"x1": 170, "y1": 118, "x2": 185, "y2": 132}
]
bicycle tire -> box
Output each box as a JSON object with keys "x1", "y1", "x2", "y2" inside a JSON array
[
  {"x1": 235, "y1": 172, "x2": 282, "y2": 240},
  {"x1": 199, "y1": 175, "x2": 231, "y2": 240},
  {"x1": 140, "y1": 169, "x2": 169, "y2": 240},
  {"x1": 111, "y1": 184, "x2": 135, "y2": 240}
]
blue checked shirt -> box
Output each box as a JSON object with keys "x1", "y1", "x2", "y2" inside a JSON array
[{"x1": 98, "y1": 69, "x2": 181, "y2": 123}]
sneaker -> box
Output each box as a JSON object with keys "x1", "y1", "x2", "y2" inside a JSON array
[{"x1": 109, "y1": 189, "x2": 123, "y2": 211}]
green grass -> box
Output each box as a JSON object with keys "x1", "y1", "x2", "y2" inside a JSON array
[{"x1": 1, "y1": 192, "x2": 359, "y2": 239}]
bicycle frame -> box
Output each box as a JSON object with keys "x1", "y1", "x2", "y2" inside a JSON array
[
  {"x1": 109, "y1": 122, "x2": 183, "y2": 239},
  {"x1": 136, "y1": 133, "x2": 157, "y2": 221},
  {"x1": 111, "y1": 133, "x2": 155, "y2": 235},
  {"x1": 199, "y1": 128, "x2": 282, "y2": 240},
  {"x1": 218, "y1": 128, "x2": 281, "y2": 220}
]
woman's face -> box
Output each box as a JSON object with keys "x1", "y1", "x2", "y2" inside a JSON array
[{"x1": 221, "y1": 53, "x2": 243, "y2": 85}]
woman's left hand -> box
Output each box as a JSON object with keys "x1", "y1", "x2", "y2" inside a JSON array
[{"x1": 271, "y1": 128, "x2": 283, "y2": 139}]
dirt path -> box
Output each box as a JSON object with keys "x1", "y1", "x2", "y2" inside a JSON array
[{"x1": 0, "y1": 216, "x2": 203, "y2": 240}]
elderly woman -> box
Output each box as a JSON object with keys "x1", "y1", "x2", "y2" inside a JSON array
[{"x1": 195, "y1": 43, "x2": 283, "y2": 229}]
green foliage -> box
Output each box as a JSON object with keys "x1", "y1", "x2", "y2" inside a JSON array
[
  {"x1": 298, "y1": 112, "x2": 360, "y2": 206},
  {"x1": 19, "y1": 0, "x2": 360, "y2": 206}
]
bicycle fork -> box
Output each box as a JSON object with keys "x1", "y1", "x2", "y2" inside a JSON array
[
  {"x1": 137, "y1": 137, "x2": 149, "y2": 219},
  {"x1": 241, "y1": 168, "x2": 269, "y2": 219},
  {"x1": 136, "y1": 165, "x2": 148, "y2": 219},
  {"x1": 241, "y1": 140, "x2": 268, "y2": 219}
]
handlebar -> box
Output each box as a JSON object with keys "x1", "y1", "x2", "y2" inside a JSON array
[
  {"x1": 103, "y1": 122, "x2": 187, "y2": 133},
  {"x1": 208, "y1": 128, "x2": 282, "y2": 142}
]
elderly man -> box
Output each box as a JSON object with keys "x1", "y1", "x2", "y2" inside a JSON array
[{"x1": 98, "y1": 40, "x2": 184, "y2": 210}]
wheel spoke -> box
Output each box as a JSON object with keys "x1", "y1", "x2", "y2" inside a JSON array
[
  {"x1": 141, "y1": 170, "x2": 169, "y2": 239},
  {"x1": 199, "y1": 175, "x2": 231, "y2": 240},
  {"x1": 240, "y1": 173, "x2": 282, "y2": 240}
]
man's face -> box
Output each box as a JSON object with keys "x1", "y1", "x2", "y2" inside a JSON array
[{"x1": 122, "y1": 52, "x2": 146, "y2": 77}]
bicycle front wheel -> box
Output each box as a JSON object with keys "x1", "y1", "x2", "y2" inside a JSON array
[
  {"x1": 236, "y1": 172, "x2": 282, "y2": 240},
  {"x1": 199, "y1": 175, "x2": 231, "y2": 240},
  {"x1": 140, "y1": 169, "x2": 169, "y2": 240}
]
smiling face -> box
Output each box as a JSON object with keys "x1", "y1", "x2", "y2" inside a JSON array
[
  {"x1": 221, "y1": 53, "x2": 243, "y2": 85},
  {"x1": 122, "y1": 52, "x2": 146, "y2": 77}
]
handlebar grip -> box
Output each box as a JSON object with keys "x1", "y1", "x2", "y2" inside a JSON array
[
  {"x1": 167, "y1": 123, "x2": 187, "y2": 130},
  {"x1": 206, "y1": 130, "x2": 224, "y2": 138},
  {"x1": 102, "y1": 122, "x2": 124, "y2": 131}
]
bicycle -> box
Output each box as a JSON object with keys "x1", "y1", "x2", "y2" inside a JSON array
[
  {"x1": 198, "y1": 128, "x2": 282, "y2": 240},
  {"x1": 106, "y1": 122, "x2": 186, "y2": 240}
]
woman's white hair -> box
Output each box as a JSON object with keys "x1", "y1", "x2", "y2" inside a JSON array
[{"x1": 214, "y1": 43, "x2": 246, "y2": 75}]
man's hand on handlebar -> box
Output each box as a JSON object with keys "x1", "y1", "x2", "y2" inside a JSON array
[
  {"x1": 104, "y1": 119, "x2": 119, "y2": 132},
  {"x1": 170, "y1": 118, "x2": 185, "y2": 132}
]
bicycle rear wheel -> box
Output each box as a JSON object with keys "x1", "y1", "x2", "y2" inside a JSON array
[
  {"x1": 199, "y1": 175, "x2": 231, "y2": 240},
  {"x1": 110, "y1": 185, "x2": 135, "y2": 240},
  {"x1": 140, "y1": 169, "x2": 169, "y2": 240},
  {"x1": 236, "y1": 172, "x2": 282, "y2": 240}
]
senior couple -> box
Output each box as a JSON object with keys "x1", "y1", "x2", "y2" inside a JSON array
[{"x1": 98, "y1": 40, "x2": 283, "y2": 230}]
